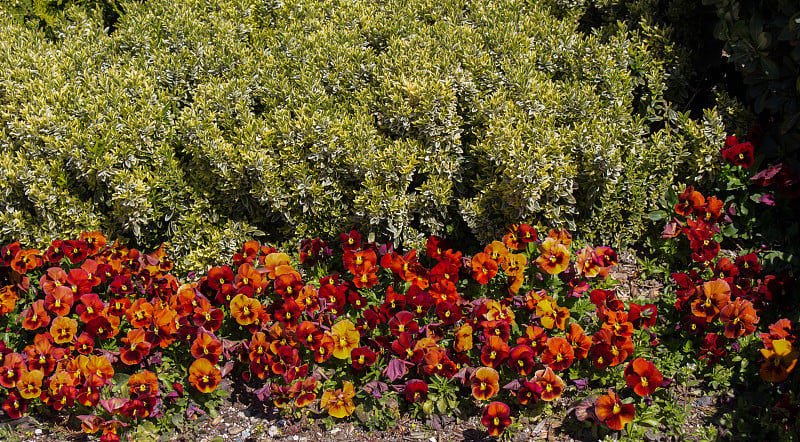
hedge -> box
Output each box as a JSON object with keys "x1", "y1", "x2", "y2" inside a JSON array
[{"x1": 0, "y1": 0, "x2": 725, "y2": 273}]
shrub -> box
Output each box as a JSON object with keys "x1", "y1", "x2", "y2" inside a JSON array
[{"x1": 0, "y1": 0, "x2": 724, "y2": 272}]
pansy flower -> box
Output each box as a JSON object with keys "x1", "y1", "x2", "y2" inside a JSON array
[
  {"x1": 351, "y1": 347, "x2": 376, "y2": 370},
  {"x1": 720, "y1": 140, "x2": 754, "y2": 168},
  {"x1": 541, "y1": 337, "x2": 575, "y2": 371},
  {"x1": 125, "y1": 298, "x2": 154, "y2": 329},
  {"x1": 675, "y1": 186, "x2": 705, "y2": 217},
  {"x1": 330, "y1": 319, "x2": 360, "y2": 359},
  {"x1": 380, "y1": 249, "x2": 419, "y2": 281},
  {"x1": 2, "y1": 391, "x2": 27, "y2": 419},
  {"x1": 340, "y1": 230, "x2": 361, "y2": 252},
  {"x1": 120, "y1": 328, "x2": 151, "y2": 366},
  {"x1": 517, "y1": 325, "x2": 548, "y2": 356},
  {"x1": 191, "y1": 332, "x2": 223, "y2": 365},
  {"x1": 16, "y1": 369, "x2": 44, "y2": 400},
  {"x1": 321, "y1": 381, "x2": 356, "y2": 418},
  {"x1": 188, "y1": 358, "x2": 221, "y2": 393},
  {"x1": 50, "y1": 316, "x2": 78, "y2": 344},
  {"x1": 21, "y1": 300, "x2": 51, "y2": 330},
  {"x1": 481, "y1": 336, "x2": 510, "y2": 368},
  {"x1": 481, "y1": 401, "x2": 511, "y2": 436},
  {"x1": 426, "y1": 235, "x2": 452, "y2": 260},
  {"x1": 10, "y1": 249, "x2": 41, "y2": 274},
  {"x1": 628, "y1": 303, "x2": 657, "y2": 329},
  {"x1": 624, "y1": 358, "x2": 663, "y2": 396},
  {"x1": 0, "y1": 353, "x2": 26, "y2": 388},
  {"x1": 471, "y1": 367, "x2": 500, "y2": 401},
  {"x1": 454, "y1": 323, "x2": 473, "y2": 353},
  {"x1": 691, "y1": 279, "x2": 731, "y2": 323},
  {"x1": 566, "y1": 323, "x2": 592, "y2": 359},
  {"x1": 81, "y1": 355, "x2": 114, "y2": 388},
  {"x1": 595, "y1": 389, "x2": 635, "y2": 430},
  {"x1": 484, "y1": 241, "x2": 509, "y2": 264},
  {"x1": 517, "y1": 380, "x2": 542, "y2": 406},
  {"x1": 719, "y1": 298, "x2": 759, "y2": 339},
  {"x1": 698, "y1": 333, "x2": 728, "y2": 365},
  {"x1": 388, "y1": 311, "x2": 419, "y2": 336},
  {"x1": 290, "y1": 377, "x2": 319, "y2": 408},
  {"x1": 536, "y1": 298, "x2": 569, "y2": 330},
  {"x1": 533, "y1": 366, "x2": 564, "y2": 401},
  {"x1": 508, "y1": 345, "x2": 536, "y2": 376},
  {"x1": 405, "y1": 379, "x2": 428, "y2": 403},
  {"x1": 471, "y1": 253, "x2": 498, "y2": 284},
  {"x1": 43, "y1": 286, "x2": 74, "y2": 317},
  {"x1": 230, "y1": 294, "x2": 263, "y2": 326},
  {"x1": 536, "y1": 238, "x2": 570, "y2": 275},
  {"x1": 760, "y1": 339, "x2": 799, "y2": 383}
]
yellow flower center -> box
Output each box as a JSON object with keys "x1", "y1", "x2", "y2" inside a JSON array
[
  {"x1": 493, "y1": 417, "x2": 500, "y2": 426},
  {"x1": 490, "y1": 351, "x2": 497, "y2": 359},
  {"x1": 641, "y1": 377, "x2": 648, "y2": 387},
  {"x1": 358, "y1": 355, "x2": 365, "y2": 364},
  {"x1": 545, "y1": 384, "x2": 552, "y2": 392},
  {"x1": 612, "y1": 403, "x2": 620, "y2": 414}
]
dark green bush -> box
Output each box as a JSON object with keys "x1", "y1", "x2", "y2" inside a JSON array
[
  {"x1": 703, "y1": 0, "x2": 800, "y2": 163},
  {"x1": 0, "y1": 0, "x2": 724, "y2": 272}
]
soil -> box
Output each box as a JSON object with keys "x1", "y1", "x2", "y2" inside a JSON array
[{"x1": 0, "y1": 249, "x2": 730, "y2": 441}]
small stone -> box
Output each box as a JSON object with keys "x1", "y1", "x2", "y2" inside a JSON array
[
  {"x1": 211, "y1": 416, "x2": 223, "y2": 426},
  {"x1": 330, "y1": 428, "x2": 341, "y2": 434},
  {"x1": 237, "y1": 411, "x2": 247, "y2": 419},
  {"x1": 229, "y1": 426, "x2": 243, "y2": 435},
  {"x1": 241, "y1": 430, "x2": 251, "y2": 439},
  {"x1": 35, "y1": 429, "x2": 42, "y2": 435},
  {"x1": 268, "y1": 425, "x2": 280, "y2": 437},
  {"x1": 430, "y1": 437, "x2": 437, "y2": 442}
]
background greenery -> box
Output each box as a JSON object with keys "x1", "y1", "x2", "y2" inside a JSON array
[{"x1": 0, "y1": 0, "x2": 731, "y2": 272}]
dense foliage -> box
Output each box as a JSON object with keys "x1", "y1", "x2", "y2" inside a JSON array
[{"x1": 0, "y1": 0, "x2": 725, "y2": 273}]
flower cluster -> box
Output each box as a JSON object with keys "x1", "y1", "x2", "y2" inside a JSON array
[{"x1": 0, "y1": 222, "x2": 659, "y2": 438}]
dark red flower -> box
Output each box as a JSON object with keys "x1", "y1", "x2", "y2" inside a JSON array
[
  {"x1": 721, "y1": 141, "x2": 754, "y2": 168},
  {"x1": 481, "y1": 402, "x2": 511, "y2": 436},
  {"x1": 405, "y1": 379, "x2": 428, "y2": 403},
  {"x1": 351, "y1": 347, "x2": 377, "y2": 370}
]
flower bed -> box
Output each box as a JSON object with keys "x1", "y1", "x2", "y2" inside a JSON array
[{"x1": 0, "y1": 222, "x2": 681, "y2": 440}]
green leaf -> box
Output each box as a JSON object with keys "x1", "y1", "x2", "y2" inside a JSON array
[{"x1": 646, "y1": 210, "x2": 667, "y2": 222}]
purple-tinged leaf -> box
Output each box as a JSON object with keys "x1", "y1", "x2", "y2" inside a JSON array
[{"x1": 383, "y1": 358, "x2": 407, "y2": 382}]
